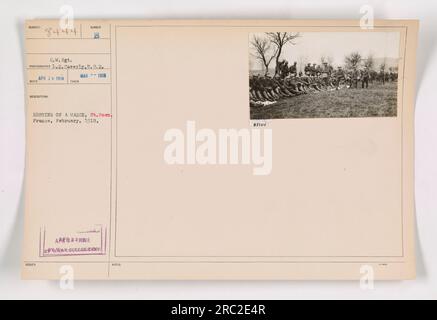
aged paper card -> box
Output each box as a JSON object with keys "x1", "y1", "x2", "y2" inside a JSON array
[{"x1": 22, "y1": 20, "x2": 418, "y2": 280}]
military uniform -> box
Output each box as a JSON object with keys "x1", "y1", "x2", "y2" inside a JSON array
[
  {"x1": 361, "y1": 69, "x2": 370, "y2": 89},
  {"x1": 289, "y1": 62, "x2": 297, "y2": 77}
]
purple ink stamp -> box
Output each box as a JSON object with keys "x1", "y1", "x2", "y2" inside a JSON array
[{"x1": 39, "y1": 225, "x2": 107, "y2": 257}]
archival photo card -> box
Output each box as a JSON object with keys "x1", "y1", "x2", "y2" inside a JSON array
[
  {"x1": 249, "y1": 31, "x2": 401, "y2": 119},
  {"x1": 22, "y1": 20, "x2": 417, "y2": 280}
]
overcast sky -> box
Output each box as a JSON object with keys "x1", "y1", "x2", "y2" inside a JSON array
[{"x1": 249, "y1": 31, "x2": 400, "y2": 71}]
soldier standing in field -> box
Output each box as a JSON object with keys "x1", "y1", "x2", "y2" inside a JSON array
[
  {"x1": 311, "y1": 63, "x2": 317, "y2": 77},
  {"x1": 304, "y1": 63, "x2": 312, "y2": 76},
  {"x1": 352, "y1": 69, "x2": 360, "y2": 89},
  {"x1": 362, "y1": 67, "x2": 370, "y2": 89},
  {"x1": 289, "y1": 62, "x2": 298, "y2": 77}
]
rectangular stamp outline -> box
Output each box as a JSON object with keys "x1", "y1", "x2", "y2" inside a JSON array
[{"x1": 39, "y1": 225, "x2": 107, "y2": 257}]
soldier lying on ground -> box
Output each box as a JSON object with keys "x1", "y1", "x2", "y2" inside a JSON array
[{"x1": 249, "y1": 66, "x2": 359, "y2": 107}]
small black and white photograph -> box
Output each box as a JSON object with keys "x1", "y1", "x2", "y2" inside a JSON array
[{"x1": 249, "y1": 31, "x2": 401, "y2": 119}]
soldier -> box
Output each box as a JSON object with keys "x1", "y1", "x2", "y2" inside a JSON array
[
  {"x1": 370, "y1": 70, "x2": 378, "y2": 84},
  {"x1": 283, "y1": 75, "x2": 303, "y2": 95},
  {"x1": 249, "y1": 75, "x2": 262, "y2": 106},
  {"x1": 276, "y1": 60, "x2": 289, "y2": 79},
  {"x1": 330, "y1": 67, "x2": 339, "y2": 89},
  {"x1": 316, "y1": 64, "x2": 323, "y2": 77},
  {"x1": 327, "y1": 63, "x2": 334, "y2": 76},
  {"x1": 284, "y1": 75, "x2": 306, "y2": 94},
  {"x1": 275, "y1": 75, "x2": 299, "y2": 97},
  {"x1": 361, "y1": 67, "x2": 370, "y2": 89},
  {"x1": 263, "y1": 76, "x2": 281, "y2": 101},
  {"x1": 289, "y1": 62, "x2": 298, "y2": 77},
  {"x1": 255, "y1": 75, "x2": 274, "y2": 101},
  {"x1": 351, "y1": 69, "x2": 360, "y2": 89},
  {"x1": 255, "y1": 78, "x2": 271, "y2": 101},
  {"x1": 300, "y1": 75, "x2": 321, "y2": 92},
  {"x1": 333, "y1": 66, "x2": 350, "y2": 89},
  {"x1": 249, "y1": 75, "x2": 265, "y2": 102},
  {"x1": 304, "y1": 63, "x2": 312, "y2": 76},
  {"x1": 312, "y1": 63, "x2": 318, "y2": 77},
  {"x1": 320, "y1": 62, "x2": 330, "y2": 86}
]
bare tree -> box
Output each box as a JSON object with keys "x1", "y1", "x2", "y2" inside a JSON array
[
  {"x1": 266, "y1": 32, "x2": 300, "y2": 76},
  {"x1": 344, "y1": 52, "x2": 362, "y2": 72},
  {"x1": 250, "y1": 35, "x2": 277, "y2": 76}
]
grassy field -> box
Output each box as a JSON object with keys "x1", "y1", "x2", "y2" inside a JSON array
[{"x1": 250, "y1": 82, "x2": 398, "y2": 119}]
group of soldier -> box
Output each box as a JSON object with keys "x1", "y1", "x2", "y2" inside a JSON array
[{"x1": 249, "y1": 60, "x2": 398, "y2": 107}]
